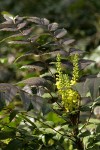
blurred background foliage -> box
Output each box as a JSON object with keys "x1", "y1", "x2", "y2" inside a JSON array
[{"x1": 0, "y1": 0, "x2": 100, "y2": 83}]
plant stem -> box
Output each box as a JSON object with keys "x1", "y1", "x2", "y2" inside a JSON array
[
  {"x1": 75, "y1": 137, "x2": 84, "y2": 150},
  {"x1": 69, "y1": 112, "x2": 84, "y2": 150}
]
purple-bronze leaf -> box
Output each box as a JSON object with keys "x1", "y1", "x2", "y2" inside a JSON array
[
  {"x1": 48, "y1": 22, "x2": 58, "y2": 31},
  {"x1": 54, "y1": 28, "x2": 67, "y2": 38}
]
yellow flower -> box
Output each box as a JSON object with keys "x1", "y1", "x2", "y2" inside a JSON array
[
  {"x1": 70, "y1": 80, "x2": 76, "y2": 86},
  {"x1": 56, "y1": 81, "x2": 61, "y2": 90},
  {"x1": 56, "y1": 54, "x2": 80, "y2": 113}
]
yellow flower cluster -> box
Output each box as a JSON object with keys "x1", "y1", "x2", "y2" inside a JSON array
[{"x1": 56, "y1": 54, "x2": 80, "y2": 113}]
